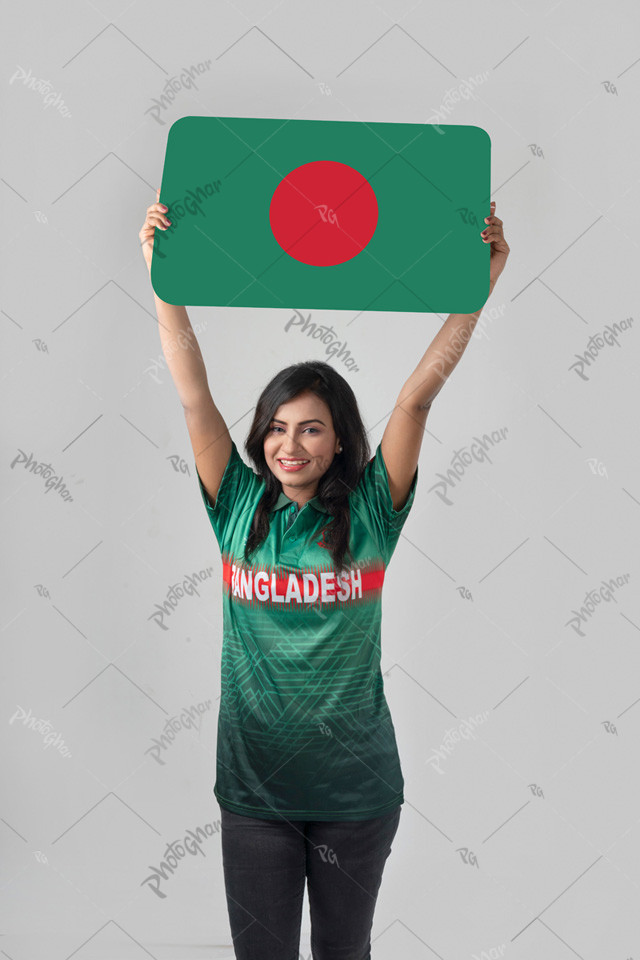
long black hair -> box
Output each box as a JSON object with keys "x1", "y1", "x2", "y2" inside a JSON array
[{"x1": 242, "y1": 361, "x2": 370, "y2": 575}]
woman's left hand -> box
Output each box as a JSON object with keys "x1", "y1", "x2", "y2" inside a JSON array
[{"x1": 481, "y1": 200, "x2": 510, "y2": 287}]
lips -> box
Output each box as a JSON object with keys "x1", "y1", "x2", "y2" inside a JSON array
[{"x1": 278, "y1": 458, "x2": 309, "y2": 471}]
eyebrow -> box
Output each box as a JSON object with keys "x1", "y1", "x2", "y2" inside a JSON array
[{"x1": 270, "y1": 418, "x2": 326, "y2": 426}]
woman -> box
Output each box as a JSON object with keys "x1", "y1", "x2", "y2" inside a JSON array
[{"x1": 139, "y1": 190, "x2": 509, "y2": 959}]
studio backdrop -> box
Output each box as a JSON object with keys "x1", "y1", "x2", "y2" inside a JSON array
[{"x1": 2, "y1": 0, "x2": 640, "y2": 958}]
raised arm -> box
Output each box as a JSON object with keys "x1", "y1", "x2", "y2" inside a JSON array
[
  {"x1": 139, "y1": 189, "x2": 232, "y2": 504},
  {"x1": 380, "y1": 201, "x2": 510, "y2": 510}
]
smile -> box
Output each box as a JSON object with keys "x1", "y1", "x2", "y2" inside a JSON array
[{"x1": 278, "y1": 459, "x2": 309, "y2": 470}]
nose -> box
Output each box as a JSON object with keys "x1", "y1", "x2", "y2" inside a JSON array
[{"x1": 279, "y1": 435, "x2": 307, "y2": 457}]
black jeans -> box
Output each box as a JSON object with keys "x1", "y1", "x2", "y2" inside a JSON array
[{"x1": 219, "y1": 803, "x2": 402, "y2": 960}]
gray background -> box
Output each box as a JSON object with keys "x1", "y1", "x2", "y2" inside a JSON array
[{"x1": 2, "y1": 0, "x2": 640, "y2": 957}]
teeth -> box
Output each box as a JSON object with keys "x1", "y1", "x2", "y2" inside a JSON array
[{"x1": 280, "y1": 459, "x2": 308, "y2": 464}]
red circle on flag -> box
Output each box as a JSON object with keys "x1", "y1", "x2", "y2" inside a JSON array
[{"x1": 269, "y1": 160, "x2": 378, "y2": 267}]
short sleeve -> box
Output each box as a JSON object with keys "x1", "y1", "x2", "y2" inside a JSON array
[
  {"x1": 195, "y1": 439, "x2": 263, "y2": 552},
  {"x1": 350, "y1": 441, "x2": 419, "y2": 565}
]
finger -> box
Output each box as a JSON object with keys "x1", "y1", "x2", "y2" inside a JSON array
[
  {"x1": 150, "y1": 214, "x2": 171, "y2": 229},
  {"x1": 147, "y1": 211, "x2": 171, "y2": 227},
  {"x1": 486, "y1": 234, "x2": 509, "y2": 251},
  {"x1": 483, "y1": 215, "x2": 502, "y2": 226}
]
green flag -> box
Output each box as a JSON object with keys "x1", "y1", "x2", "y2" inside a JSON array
[{"x1": 151, "y1": 116, "x2": 491, "y2": 313}]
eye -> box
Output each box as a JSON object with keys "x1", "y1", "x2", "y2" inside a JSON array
[{"x1": 269, "y1": 426, "x2": 319, "y2": 433}]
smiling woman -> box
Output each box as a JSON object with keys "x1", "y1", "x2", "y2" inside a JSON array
[{"x1": 139, "y1": 187, "x2": 510, "y2": 959}]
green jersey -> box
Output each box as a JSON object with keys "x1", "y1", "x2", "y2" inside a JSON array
[{"x1": 196, "y1": 438, "x2": 418, "y2": 821}]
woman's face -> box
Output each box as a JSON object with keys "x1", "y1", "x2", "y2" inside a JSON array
[{"x1": 263, "y1": 390, "x2": 340, "y2": 500}]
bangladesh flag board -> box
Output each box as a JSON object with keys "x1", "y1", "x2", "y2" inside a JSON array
[{"x1": 151, "y1": 116, "x2": 491, "y2": 314}]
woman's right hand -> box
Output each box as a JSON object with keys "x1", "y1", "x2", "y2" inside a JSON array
[{"x1": 139, "y1": 187, "x2": 172, "y2": 273}]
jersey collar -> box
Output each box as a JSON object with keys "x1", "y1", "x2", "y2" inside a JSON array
[{"x1": 269, "y1": 490, "x2": 330, "y2": 514}]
